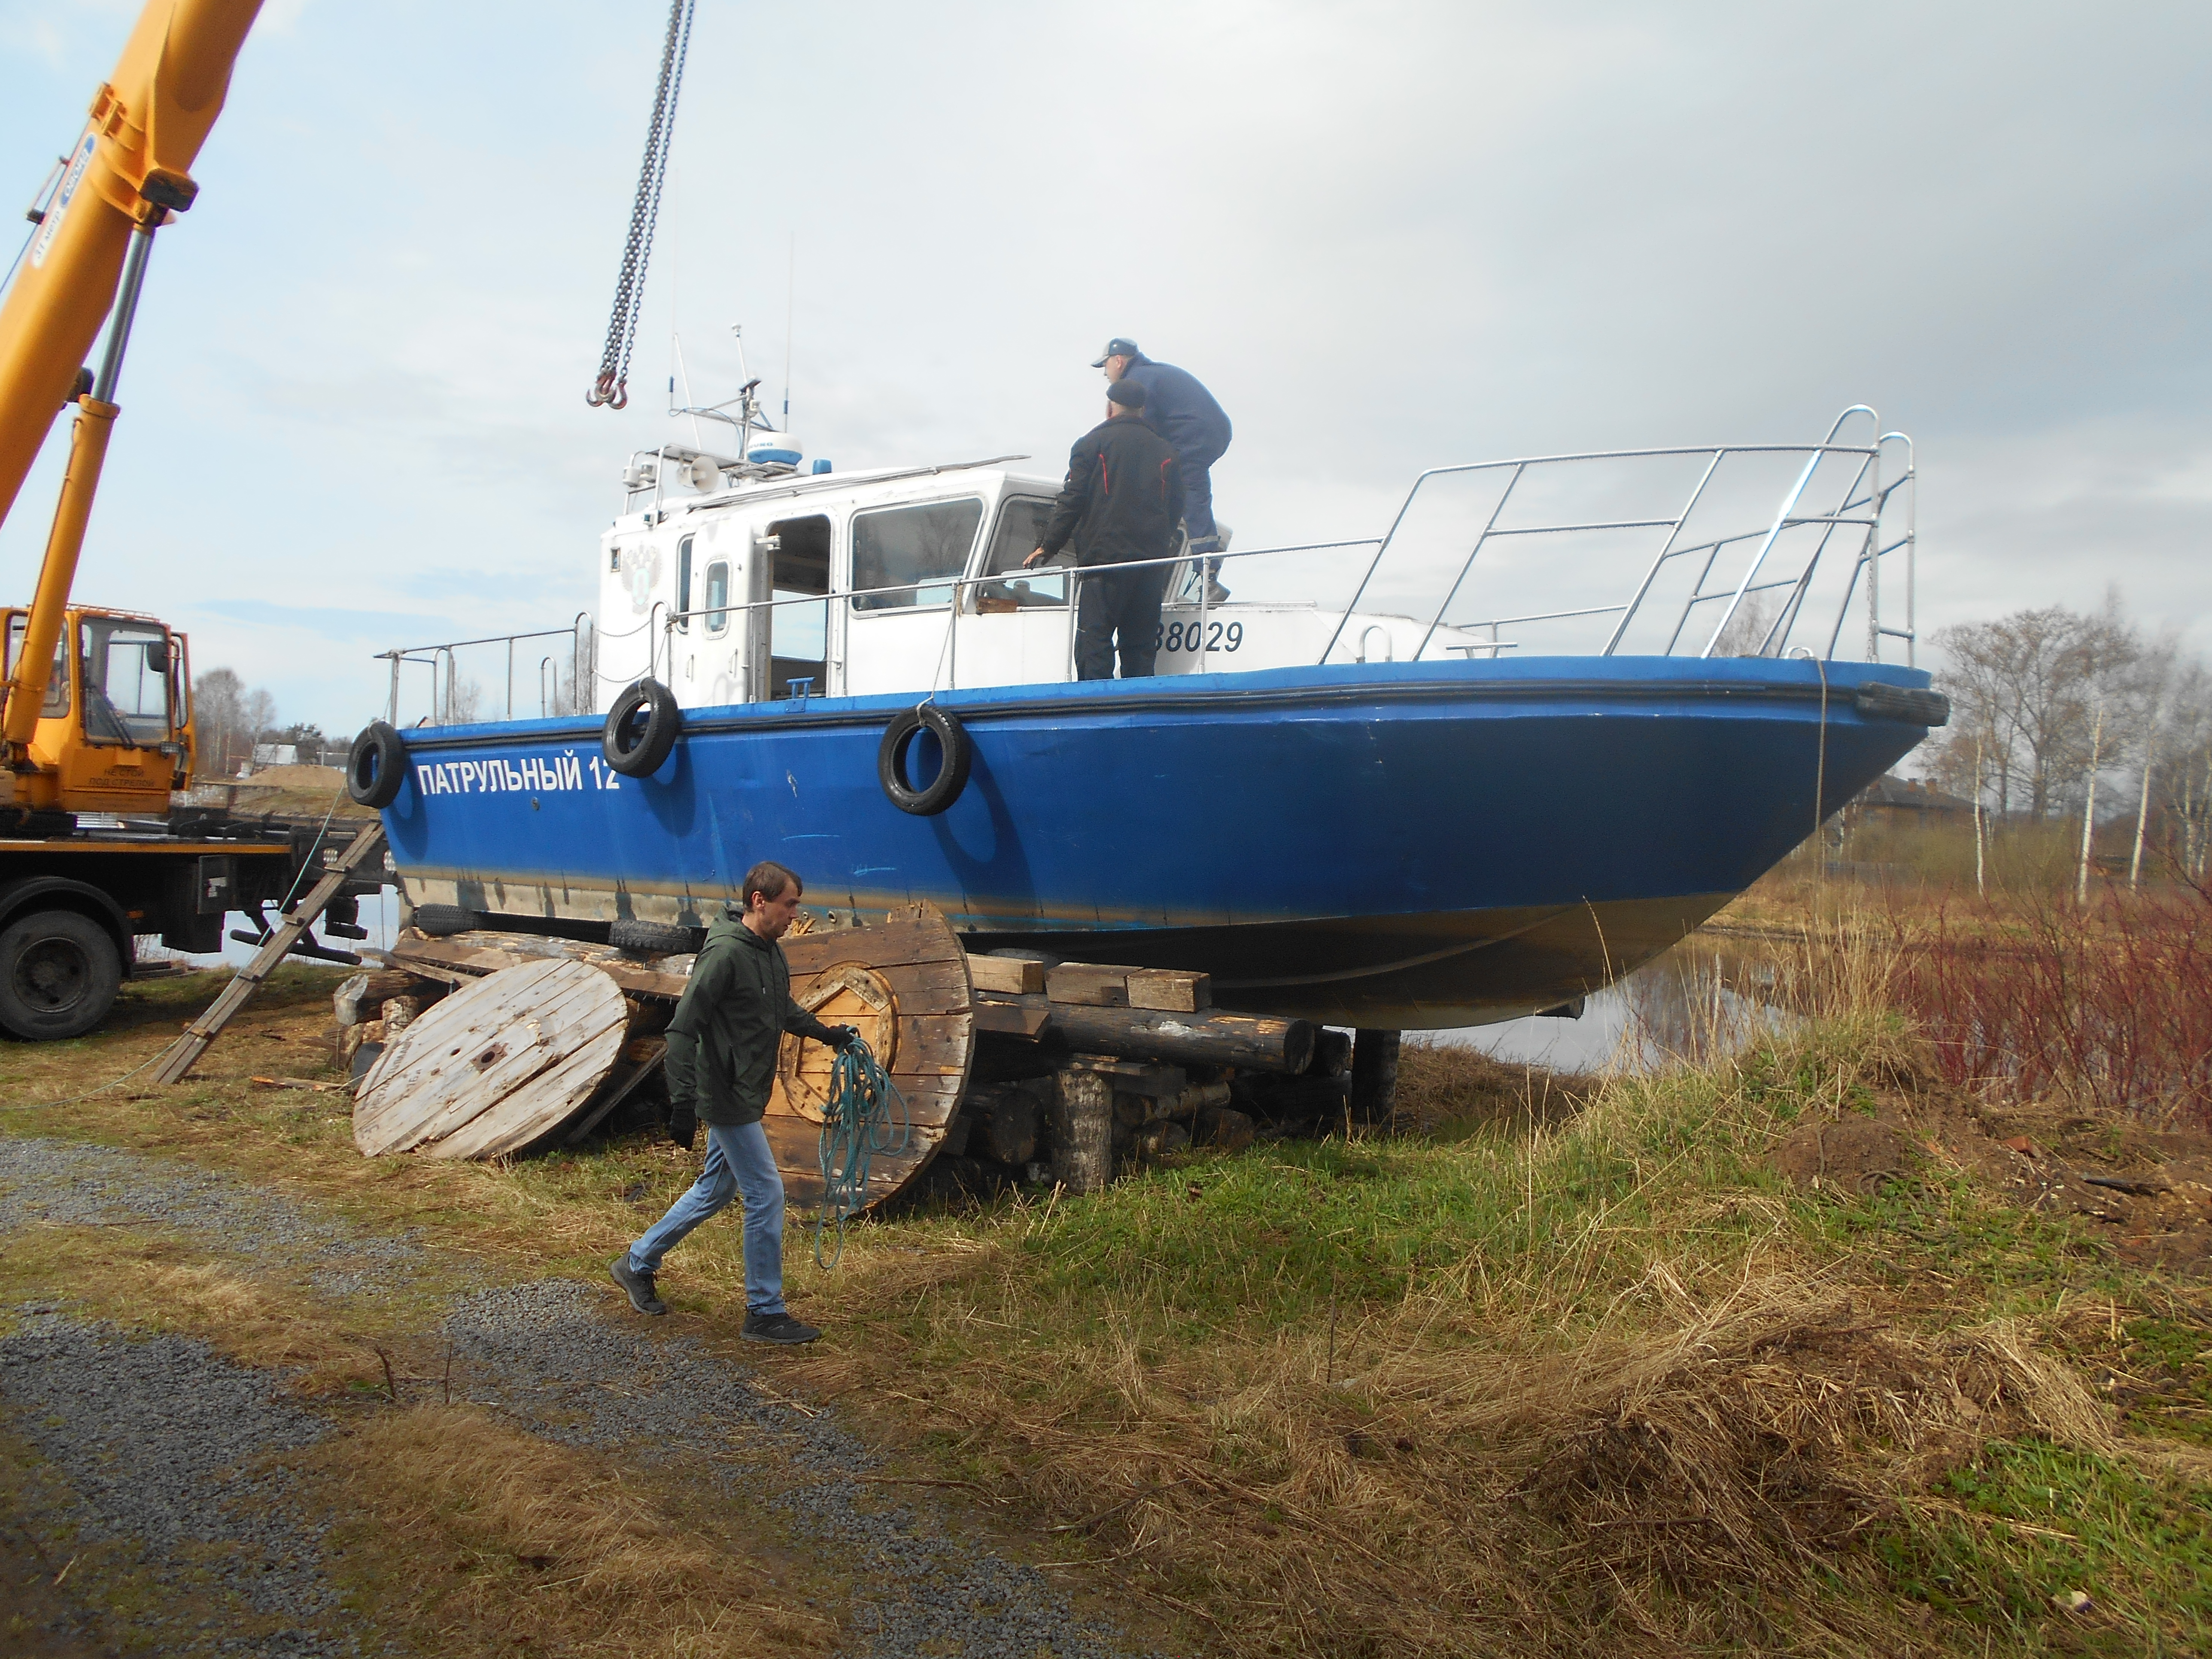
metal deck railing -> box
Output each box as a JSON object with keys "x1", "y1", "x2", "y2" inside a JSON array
[
  {"x1": 1322, "y1": 406, "x2": 1915, "y2": 667},
  {"x1": 376, "y1": 407, "x2": 1917, "y2": 724}
]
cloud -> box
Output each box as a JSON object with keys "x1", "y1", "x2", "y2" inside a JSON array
[{"x1": 3, "y1": 0, "x2": 2211, "y2": 729}]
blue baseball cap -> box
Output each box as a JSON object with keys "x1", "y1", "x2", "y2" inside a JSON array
[{"x1": 1091, "y1": 337, "x2": 1142, "y2": 367}]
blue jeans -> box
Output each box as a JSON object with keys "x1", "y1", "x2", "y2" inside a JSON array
[{"x1": 627, "y1": 1120, "x2": 786, "y2": 1316}]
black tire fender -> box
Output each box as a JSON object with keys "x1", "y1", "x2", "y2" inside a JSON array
[
  {"x1": 0, "y1": 908, "x2": 123, "y2": 1040},
  {"x1": 608, "y1": 918, "x2": 698, "y2": 956},
  {"x1": 410, "y1": 903, "x2": 484, "y2": 938},
  {"x1": 346, "y1": 720, "x2": 408, "y2": 808},
  {"x1": 604, "y1": 679, "x2": 681, "y2": 778},
  {"x1": 1852, "y1": 684, "x2": 1951, "y2": 727},
  {"x1": 877, "y1": 704, "x2": 972, "y2": 816}
]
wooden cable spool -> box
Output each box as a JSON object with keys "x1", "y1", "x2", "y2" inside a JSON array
[
  {"x1": 353, "y1": 958, "x2": 629, "y2": 1160},
  {"x1": 763, "y1": 907, "x2": 976, "y2": 1209}
]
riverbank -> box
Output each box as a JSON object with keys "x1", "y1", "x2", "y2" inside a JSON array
[{"x1": 3, "y1": 945, "x2": 2209, "y2": 1656}]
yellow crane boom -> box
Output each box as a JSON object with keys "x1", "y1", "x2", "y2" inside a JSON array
[{"x1": 0, "y1": 0, "x2": 261, "y2": 761}]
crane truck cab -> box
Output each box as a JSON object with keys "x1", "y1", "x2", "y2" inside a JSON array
[{"x1": 0, "y1": 604, "x2": 193, "y2": 833}]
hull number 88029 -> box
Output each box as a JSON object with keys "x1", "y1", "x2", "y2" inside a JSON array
[{"x1": 1157, "y1": 620, "x2": 1243, "y2": 654}]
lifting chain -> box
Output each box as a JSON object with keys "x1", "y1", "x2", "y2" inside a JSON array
[{"x1": 586, "y1": 0, "x2": 697, "y2": 411}]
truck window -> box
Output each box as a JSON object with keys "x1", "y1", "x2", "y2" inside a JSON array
[
  {"x1": 972, "y1": 498, "x2": 1066, "y2": 608},
  {"x1": 78, "y1": 617, "x2": 171, "y2": 746},
  {"x1": 850, "y1": 498, "x2": 984, "y2": 611},
  {"x1": 703, "y1": 560, "x2": 730, "y2": 635},
  {"x1": 3, "y1": 617, "x2": 69, "y2": 718}
]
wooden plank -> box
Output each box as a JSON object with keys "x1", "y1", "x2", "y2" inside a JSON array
[
  {"x1": 966, "y1": 954, "x2": 1046, "y2": 995},
  {"x1": 388, "y1": 933, "x2": 693, "y2": 1001},
  {"x1": 1046, "y1": 962, "x2": 1134, "y2": 1006},
  {"x1": 1127, "y1": 970, "x2": 1211, "y2": 1013},
  {"x1": 353, "y1": 961, "x2": 626, "y2": 1158},
  {"x1": 153, "y1": 823, "x2": 389, "y2": 1084},
  {"x1": 974, "y1": 997, "x2": 1051, "y2": 1037},
  {"x1": 784, "y1": 917, "x2": 965, "y2": 975},
  {"x1": 1066, "y1": 1056, "x2": 1186, "y2": 1098},
  {"x1": 565, "y1": 1037, "x2": 667, "y2": 1146}
]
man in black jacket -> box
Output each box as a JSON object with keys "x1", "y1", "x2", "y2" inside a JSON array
[
  {"x1": 609, "y1": 860, "x2": 855, "y2": 1343},
  {"x1": 1027, "y1": 378, "x2": 1184, "y2": 680},
  {"x1": 1094, "y1": 338, "x2": 1234, "y2": 602}
]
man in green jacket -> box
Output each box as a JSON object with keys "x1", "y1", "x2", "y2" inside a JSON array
[{"x1": 610, "y1": 860, "x2": 854, "y2": 1343}]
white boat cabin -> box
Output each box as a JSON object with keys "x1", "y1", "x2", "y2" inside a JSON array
[{"x1": 594, "y1": 441, "x2": 1462, "y2": 710}]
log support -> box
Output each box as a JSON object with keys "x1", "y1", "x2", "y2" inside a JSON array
[
  {"x1": 1051, "y1": 1060, "x2": 1117, "y2": 1194},
  {"x1": 1350, "y1": 1028, "x2": 1402, "y2": 1124}
]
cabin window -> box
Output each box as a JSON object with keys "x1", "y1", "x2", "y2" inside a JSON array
[
  {"x1": 703, "y1": 560, "x2": 730, "y2": 635},
  {"x1": 77, "y1": 617, "x2": 172, "y2": 746},
  {"x1": 675, "y1": 535, "x2": 694, "y2": 632},
  {"x1": 3, "y1": 617, "x2": 69, "y2": 718},
  {"x1": 972, "y1": 498, "x2": 1067, "y2": 609},
  {"x1": 850, "y1": 498, "x2": 984, "y2": 611}
]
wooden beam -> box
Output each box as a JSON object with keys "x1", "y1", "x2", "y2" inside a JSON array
[
  {"x1": 973, "y1": 995, "x2": 1051, "y2": 1037},
  {"x1": 1127, "y1": 969, "x2": 1210, "y2": 1012},
  {"x1": 965, "y1": 953, "x2": 1047, "y2": 995},
  {"x1": 1045, "y1": 962, "x2": 1135, "y2": 1006}
]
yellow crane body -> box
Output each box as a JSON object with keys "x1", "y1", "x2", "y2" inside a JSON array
[{"x1": 0, "y1": 0, "x2": 259, "y2": 810}]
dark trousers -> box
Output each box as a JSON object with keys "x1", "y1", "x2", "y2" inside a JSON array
[
  {"x1": 1076, "y1": 564, "x2": 1172, "y2": 680},
  {"x1": 1179, "y1": 447, "x2": 1224, "y2": 544}
]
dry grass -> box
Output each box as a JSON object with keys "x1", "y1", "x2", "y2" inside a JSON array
[
  {"x1": 6, "y1": 941, "x2": 2212, "y2": 1655},
  {"x1": 305, "y1": 1405, "x2": 842, "y2": 1658}
]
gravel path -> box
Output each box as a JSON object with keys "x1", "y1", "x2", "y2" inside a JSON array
[
  {"x1": 0, "y1": 1135, "x2": 427, "y2": 1299},
  {"x1": 0, "y1": 1133, "x2": 1168, "y2": 1658},
  {"x1": 0, "y1": 1316, "x2": 359, "y2": 1657},
  {"x1": 447, "y1": 1280, "x2": 1160, "y2": 1659}
]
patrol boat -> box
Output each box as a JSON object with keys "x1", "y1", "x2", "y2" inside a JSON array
[{"x1": 356, "y1": 406, "x2": 1942, "y2": 1029}]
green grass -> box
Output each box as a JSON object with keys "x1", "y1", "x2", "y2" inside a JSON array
[
  {"x1": 1878, "y1": 1438, "x2": 2212, "y2": 1654},
  {"x1": 8, "y1": 961, "x2": 2212, "y2": 1658}
]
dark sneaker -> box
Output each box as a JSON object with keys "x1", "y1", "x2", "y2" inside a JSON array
[
  {"x1": 742, "y1": 1311, "x2": 820, "y2": 1345},
  {"x1": 609, "y1": 1255, "x2": 666, "y2": 1316},
  {"x1": 1204, "y1": 579, "x2": 1232, "y2": 605}
]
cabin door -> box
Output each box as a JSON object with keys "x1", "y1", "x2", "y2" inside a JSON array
[{"x1": 946, "y1": 497, "x2": 1071, "y2": 690}]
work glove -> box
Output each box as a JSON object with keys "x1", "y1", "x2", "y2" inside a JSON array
[
  {"x1": 666, "y1": 1103, "x2": 697, "y2": 1150},
  {"x1": 827, "y1": 1025, "x2": 860, "y2": 1051}
]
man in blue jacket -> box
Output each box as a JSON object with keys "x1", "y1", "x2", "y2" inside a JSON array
[
  {"x1": 610, "y1": 860, "x2": 855, "y2": 1343},
  {"x1": 1094, "y1": 338, "x2": 1234, "y2": 602}
]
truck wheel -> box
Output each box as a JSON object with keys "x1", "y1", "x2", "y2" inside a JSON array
[
  {"x1": 0, "y1": 909, "x2": 123, "y2": 1040},
  {"x1": 347, "y1": 720, "x2": 408, "y2": 808}
]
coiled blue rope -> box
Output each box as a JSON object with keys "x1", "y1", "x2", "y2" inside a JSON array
[{"x1": 814, "y1": 1036, "x2": 910, "y2": 1268}]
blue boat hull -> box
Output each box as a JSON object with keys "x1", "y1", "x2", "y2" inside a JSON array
[{"x1": 379, "y1": 658, "x2": 1937, "y2": 1028}]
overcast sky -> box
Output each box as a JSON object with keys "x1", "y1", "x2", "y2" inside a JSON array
[{"x1": 3, "y1": 0, "x2": 2208, "y2": 734}]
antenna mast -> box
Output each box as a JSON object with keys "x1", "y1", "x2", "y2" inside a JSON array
[{"x1": 783, "y1": 233, "x2": 795, "y2": 428}]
